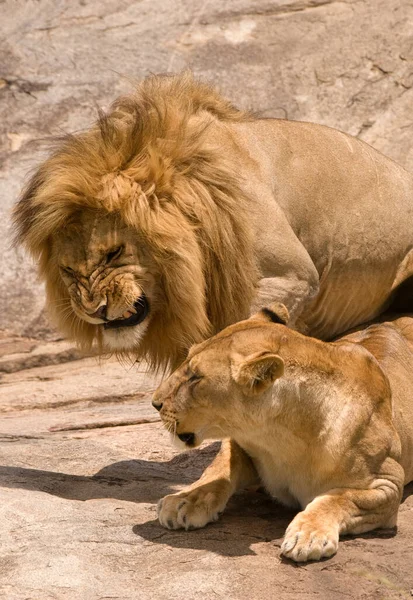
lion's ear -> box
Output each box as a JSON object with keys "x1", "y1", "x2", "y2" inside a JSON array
[
  {"x1": 231, "y1": 352, "x2": 284, "y2": 395},
  {"x1": 250, "y1": 302, "x2": 290, "y2": 326}
]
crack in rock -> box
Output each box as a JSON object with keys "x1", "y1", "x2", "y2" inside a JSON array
[
  {"x1": 0, "y1": 77, "x2": 50, "y2": 97},
  {"x1": 49, "y1": 416, "x2": 161, "y2": 432},
  {"x1": 212, "y1": 0, "x2": 347, "y2": 21}
]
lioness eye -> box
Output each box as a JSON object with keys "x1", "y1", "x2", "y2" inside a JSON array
[
  {"x1": 106, "y1": 246, "x2": 123, "y2": 263},
  {"x1": 188, "y1": 373, "x2": 202, "y2": 385}
]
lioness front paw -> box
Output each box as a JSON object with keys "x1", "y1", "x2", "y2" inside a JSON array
[
  {"x1": 157, "y1": 484, "x2": 228, "y2": 530},
  {"x1": 281, "y1": 515, "x2": 339, "y2": 562}
]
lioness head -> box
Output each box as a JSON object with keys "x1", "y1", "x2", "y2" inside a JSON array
[{"x1": 153, "y1": 305, "x2": 288, "y2": 448}]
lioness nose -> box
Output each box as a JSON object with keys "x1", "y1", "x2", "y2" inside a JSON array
[
  {"x1": 152, "y1": 399, "x2": 163, "y2": 412},
  {"x1": 90, "y1": 305, "x2": 107, "y2": 320}
]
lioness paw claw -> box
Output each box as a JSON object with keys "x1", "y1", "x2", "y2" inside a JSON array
[
  {"x1": 281, "y1": 518, "x2": 339, "y2": 562},
  {"x1": 157, "y1": 490, "x2": 224, "y2": 530}
]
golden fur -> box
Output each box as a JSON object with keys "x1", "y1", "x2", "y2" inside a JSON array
[
  {"x1": 154, "y1": 307, "x2": 413, "y2": 562},
  {"x1": 13, "y1": 73, "x2": 257, "y2": 369},
  {"x1": 13, "y1": 72, "x2": 413, "y2": 371},
  {"x1": 13, "y1": 73, "x2": 413, "y2": 527}
]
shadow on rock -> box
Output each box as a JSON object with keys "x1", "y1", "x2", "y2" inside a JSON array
[
  {"x1": 402, "y1": 481, "x2": 413, "y2": 502},
  {"x1": 0, "y1": 443, "x2": 220, "y2": 504},
  {"x1": 133, "y1": 489, "x2": 295, "y2": 558}
]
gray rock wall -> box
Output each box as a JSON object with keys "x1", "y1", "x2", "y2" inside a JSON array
[{"x1": 2, "y1": 0, "x2": 413, "y2": 336}]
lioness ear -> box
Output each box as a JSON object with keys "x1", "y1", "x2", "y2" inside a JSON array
[
  {"x1": 251, "y1": 302, "x2": 290, "y2": 325},
  {"x1": 231, "y1": 352, "x2": 284, "y2": 395}
]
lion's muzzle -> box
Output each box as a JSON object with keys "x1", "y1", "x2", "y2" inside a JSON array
[{"x1": 103, "y1": 294, "x2": 149, "y2": 330}]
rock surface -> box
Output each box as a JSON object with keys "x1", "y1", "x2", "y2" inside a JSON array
[
  {"x1": 1, "y1": 337, "x2": 413, "y2": 600},
  {"x1": 2, "y1": 0, "x2": 413, "y2": 334}
]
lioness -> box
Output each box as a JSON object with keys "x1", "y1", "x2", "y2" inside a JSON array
[
  {"x1": 13, "y1": 72, "x2": 413, "y2": 528},
  {"x1": 153, "y1": 306, "x2": 413, "y2": 562}
]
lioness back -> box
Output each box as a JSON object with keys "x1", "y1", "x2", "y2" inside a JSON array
[{"x1": 342, "y1": 316, "x2": 413, "y2": 482}]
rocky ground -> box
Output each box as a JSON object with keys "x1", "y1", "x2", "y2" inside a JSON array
[
  {"x1": 2, "y1": 0, "x2": 413, "y2": 598},
  {"x1": 1, "y1": 335, "x2": 412, "y2": 599}
]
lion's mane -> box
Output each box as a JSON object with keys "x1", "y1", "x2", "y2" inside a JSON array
[{"x1": 13, "y1": 73, "x2": 258, "y2": 370}]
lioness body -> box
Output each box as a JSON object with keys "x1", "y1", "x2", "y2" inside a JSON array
[{"x1": 154, "y1": 311, "x2": 413, "y2": 561}]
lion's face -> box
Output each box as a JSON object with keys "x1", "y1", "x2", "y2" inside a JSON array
[
  {"x1": 53, "y1": 211, "x2": 158, "y2": 352},
  {"x1": 153, "y1": 319, "x2": 285, "y2": 449}
]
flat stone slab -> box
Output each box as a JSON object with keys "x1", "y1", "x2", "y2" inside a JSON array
[{"x1": 1, "y1": 338, "x2": 412, "y2": 599}]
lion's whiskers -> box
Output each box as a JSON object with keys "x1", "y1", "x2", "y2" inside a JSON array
[{"x1": 57, "y1": 306, "x2": 75, "y2": 327}]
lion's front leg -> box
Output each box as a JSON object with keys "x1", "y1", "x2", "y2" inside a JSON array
[
  {"x1": 157, "y1": 439, "x2": 258, "y2": 530},
  {"x1": 281, "y1": 477, "x2": 403, "y2": 562},
  {"x1": 252, "y1": 276, "x2": 318, "y2": 331}
]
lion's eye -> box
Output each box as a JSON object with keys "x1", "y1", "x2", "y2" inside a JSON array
[
  {"x1": 106, "y1": 246, "x2": 123, "y2": 263},
  {"x1": 60, "y1": 265, "x2": 75, "y2": 277}
]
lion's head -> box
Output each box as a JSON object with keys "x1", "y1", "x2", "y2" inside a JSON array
[
  {"x1": 13, "y1": 73, "x2": 257, "y2": 370},
  {"x1": 153, "y1": 304, "x2": 289, "y2": 448}
]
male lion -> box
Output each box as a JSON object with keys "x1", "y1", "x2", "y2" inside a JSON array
[
  {"x1": 153, "y1": 306, "x2": 413, "y2": 562},
  {"x1": 13, "y1": 72, "x2": 413, "y2": 516}
]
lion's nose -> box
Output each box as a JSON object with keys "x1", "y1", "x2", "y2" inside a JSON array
[
  {"x1": 90, "y1": 305, "x2": 107, "y2": 320},
  {"x1": 152, "y1": 399, "x2": 163, "y2": 412}
]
